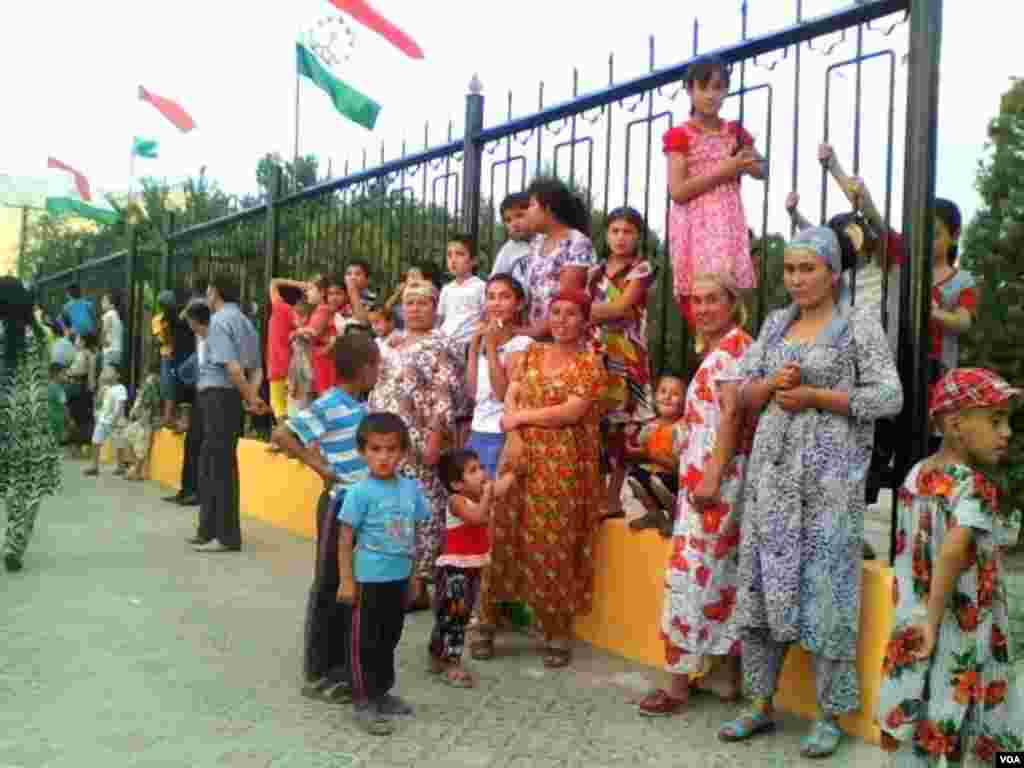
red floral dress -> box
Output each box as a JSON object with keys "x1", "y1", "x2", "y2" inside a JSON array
[
  {"x1": 660, "y1": 327, "x2": 755, "y2": 675},
  {"x1": 877, "y1": 462, "x2": 1021, "y2": 765},
  {"x1": 508, "y1": 344, "x2": 607, "y2": 637},
  {"x1": 663, "y1": 120, "x2": 756, "y2": 304}
]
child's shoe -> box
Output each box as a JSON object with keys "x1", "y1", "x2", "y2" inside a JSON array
[{"x1": 353, "y1": 702, "x2": 394, "y2": 735}]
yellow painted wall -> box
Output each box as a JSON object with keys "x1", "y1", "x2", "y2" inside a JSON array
[{"x1": 147, "y1": 431, "x2": 891, "y2": 744}]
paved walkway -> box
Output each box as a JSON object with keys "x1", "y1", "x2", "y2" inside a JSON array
[{"x1": 2, "y1": 463, "x2": 895, "y2": 767}]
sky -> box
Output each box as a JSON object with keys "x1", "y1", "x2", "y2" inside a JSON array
[{"x1": 0, "y1": 0, "x2": 1017, "y2": 239}]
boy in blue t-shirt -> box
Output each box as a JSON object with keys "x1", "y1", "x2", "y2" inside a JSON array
[
  {"x1": 339, "y1": 412, "x2": 431, "y2": 736},
  {"x1": 272, "y1": 333, "x2": 381, "y2": 701}
]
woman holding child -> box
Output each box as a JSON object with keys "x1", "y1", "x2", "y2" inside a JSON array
[
  {"x1": 719, "y1": 227, "x2": 903, "y2": 758},
  {"x1": 637, "y1": 272, "x2": 755, "y2": 716},
  {"x1": 497, "y1": 289, "x2": 608, "y2": 668},
  {"x1": 367, "y1": 279, "x2": 462, "y2": 610}
]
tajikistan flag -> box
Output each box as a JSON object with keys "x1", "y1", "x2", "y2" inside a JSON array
[
  {"x1": 46, "y1": 157, "x2": 119, "y2": 226},
  {"x1": 297, "y1": 0, "x2": 423, "y2": 131}
]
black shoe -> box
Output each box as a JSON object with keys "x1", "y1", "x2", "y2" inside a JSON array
[
  {"x1": 163, "y1": 493, "x2": 185, "y2": 504},
  {"x1": 180, "y1": 494, "x2": 200, "y2": 506},
  {"x1": 4, "y1": 554, "x2": 22, "y2": 573}
]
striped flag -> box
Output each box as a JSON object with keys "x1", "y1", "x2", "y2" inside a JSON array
[{"x1": 138, "y1": 86, "x2": 196, "y2": 132}]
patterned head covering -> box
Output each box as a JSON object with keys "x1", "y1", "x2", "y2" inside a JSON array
[
  {"x1": 788, "y1": 226, "x2": 842, "y2": 275},
  {"x1": 402, "y1": 279, "x2": 439, "y2": 303},
  {"x1": 549, "y1": 288, "x2": 592, "y2": 320},
  {"x1": 929, "y1": 368, "x2": 1021, "y2": 419}
]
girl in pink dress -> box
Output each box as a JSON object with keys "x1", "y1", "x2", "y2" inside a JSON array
[{"x1": 664, "y1": 56, "x2": 765, "y2": 328}]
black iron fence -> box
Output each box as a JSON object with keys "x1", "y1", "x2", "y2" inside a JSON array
[{"x1": 34, "y1": 0, "x2": 943, "y2": 558}]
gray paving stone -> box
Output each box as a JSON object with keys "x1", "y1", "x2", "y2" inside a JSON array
[{"x1": 0, "y1": 462, "x2": 885, "y2": 767}]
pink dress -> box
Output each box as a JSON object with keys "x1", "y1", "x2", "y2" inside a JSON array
[{"x1": 663, "y1": 120, "x2": 756, "y2": 302}]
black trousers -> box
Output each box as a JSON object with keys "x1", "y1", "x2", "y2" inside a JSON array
[
  {"x1": 350, "y1": 579, "x2": 407, "y2": 704},
  {"x1": 303, "y1": 491, "x2": 352, "y2": 683},
  {"x1": 180, "y1": 396, "x2": 204, "y2": 497},
  {"x1": 197, "y1": 388, "x2": 243, "y2": 548}
]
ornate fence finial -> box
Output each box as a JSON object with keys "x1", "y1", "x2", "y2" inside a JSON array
[{"x1": 469, "y1": 73, "x2": 483, "y2": 95}]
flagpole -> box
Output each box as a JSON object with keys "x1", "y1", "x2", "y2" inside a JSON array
[{"x1": 294, "y1": 70, "x2": 301, "y2": 171}]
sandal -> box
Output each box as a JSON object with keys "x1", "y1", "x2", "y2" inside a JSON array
[
  {"x1": 637, "y1": 688, "x2": 688, "y2": 717},
  {"x1": 470, "y1": 632, "x2": 495, "y2": 661},
  {"x1": 542, "y1": 644, "x2": 572, "y2": 669},
  {"x1": 800, "y1": 719, "x2": 842, "y2": 758},
  {"x1": 440, "y1": 665, "x2": 475, "y2": 688},
  {"x1": 83, "y1": 467, "x2": 98, "y2": 477},
  {"x1": 718, "y1": 711, "x2": 776, "y2": 743}
]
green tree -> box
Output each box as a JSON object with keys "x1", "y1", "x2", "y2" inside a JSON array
[{"x1": 960, "y1": 77, "x2": 1024, "y2": 540}]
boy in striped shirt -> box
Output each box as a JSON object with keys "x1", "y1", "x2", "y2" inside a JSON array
[{"x1": 272, "y1": 332, "x2": 382, "y2": 701}]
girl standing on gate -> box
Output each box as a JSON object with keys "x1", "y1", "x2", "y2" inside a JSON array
[{"x1": 664, "y1": 56, "x2": 765, "y2": 328}]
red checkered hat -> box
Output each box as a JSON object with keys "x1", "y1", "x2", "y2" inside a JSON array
[{"x1": 929, "y1": 368, "x2": 1021, "y2": 419}]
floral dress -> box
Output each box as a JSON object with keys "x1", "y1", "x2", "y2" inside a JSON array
[
  {"x1": 663, "y1": 120, "x2": 756, "y2": 304},
  {"x1": 367, "y1": 329, "x2": 461, "y2": 580},
  {"x1": 878, "y1": 462, "x2": 1022, "y2": 766},
  {"x1": 1, "y1": 327, "x2": 62, "y2": 559},
  {"x1": 735, "y1": 305, "x2": 903, "y2": 709},
  {"x1": 588, "y1": 258, "x2": 655, "y2": 424},
  {"x1": 523, "y1": 230, "x2": 595, "y2": 330},
  {"x1": 501, "y1": 344, "x2": 608, "y2": 637},
  {"x1": 122, "y1": 374, "x2": 162, "y2": 460},
  {"x1": 661, "y1": 326, "x2": 755, "y2": 675}
]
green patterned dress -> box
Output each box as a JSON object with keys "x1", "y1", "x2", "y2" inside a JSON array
[{"x1": 1, "y1": 325, "x2": 62, "y2": 561}]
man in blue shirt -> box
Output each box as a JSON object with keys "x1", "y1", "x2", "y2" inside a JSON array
[
  {"x1": 192, "y1": 276, "x2": 267, "y2": 553},
  {"x1": 272, "y1": 332, "x2": 381, "y2": 700},
  {"x1": 61, "y1": 284, "x2": 96, "y2": 338}
]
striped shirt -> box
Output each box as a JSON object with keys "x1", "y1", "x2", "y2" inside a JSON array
[{"x1": 286, "y1": 387, "x2": 368, "y2": 500}]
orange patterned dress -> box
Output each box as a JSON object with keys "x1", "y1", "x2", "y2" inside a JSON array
[{"x1": 503, "y1": 344, "x2": 608, "y2": 637}]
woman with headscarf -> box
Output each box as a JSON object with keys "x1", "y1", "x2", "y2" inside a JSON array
[
  {"x1": 493, "y1": 289, "x2": 608, "y2": 668},
  {"x1": 0, "y1": 277, "x2": 62, "y2": 572},
  {"x1": 636, "y1": 272, "x2": 756, "y2": 716},
  {"x1": 717, "y1": 227, "x2": 903, "y2": 758},
  {"x1": 367, "y1": 279, "x2": 463, "y2": 610}
]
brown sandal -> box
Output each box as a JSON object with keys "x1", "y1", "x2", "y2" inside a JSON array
[
  {"x1": 441, "y1": 665, "x2": 475, "y2": 688},
  {"x1": 637, "y1": 688, "x2": 688, "y2": 717},
  {"x1": 470, "y1": 632, "x2": 495, "y2": 661}
]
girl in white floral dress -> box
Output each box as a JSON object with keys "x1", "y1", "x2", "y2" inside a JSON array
[{"x1": 878, "y1": 368, "x2": 1021, "y2": 766}]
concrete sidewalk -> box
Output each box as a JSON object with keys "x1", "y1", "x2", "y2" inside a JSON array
[{"x1": 1, "y1": 463, "x2": 886, "y2": 768}]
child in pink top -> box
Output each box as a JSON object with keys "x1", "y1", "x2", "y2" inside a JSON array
[{"x1": 664, "y1": 56, "x2": 765, "y2": 327}]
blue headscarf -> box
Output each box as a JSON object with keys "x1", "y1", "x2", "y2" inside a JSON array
[{"x1": 766, "y1": 226, "x2": 852, "y2": 347}]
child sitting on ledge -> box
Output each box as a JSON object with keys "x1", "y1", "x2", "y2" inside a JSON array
[{"x1": 625, "y1": 372, "x2": 687, "y2": 537}]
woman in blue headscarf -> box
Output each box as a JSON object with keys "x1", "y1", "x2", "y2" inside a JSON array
[
  {"x1": 0, "y1": 277, "x2": 62, "y2": 572},
  {"x1": 717, "y1": 227, "x2": 903, "y2": 758}
]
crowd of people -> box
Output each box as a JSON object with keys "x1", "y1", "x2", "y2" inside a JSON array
[{"x1": 1, "y1": 55, "x2": 1019, "y2": 765}]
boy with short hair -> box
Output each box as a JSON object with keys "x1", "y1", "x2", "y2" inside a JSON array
[
  {"x1": 367, "y1": 305, "x2": 398, "y2": 366},
  {"x1": 438, "y1": 235, "x2": 486, "y2": 347},
  {"x1": 489, "y1": 193, "x2": 533, "y2": 304},
  {"x1": 271, "y1": 333, "x2": 382, "y2": 702},
  {"x1": 338, "y1": 412, "x2": 431, "y2": 735},
  {"x1": 343, "y1": 259, "x2": 377, "y2": 330}
]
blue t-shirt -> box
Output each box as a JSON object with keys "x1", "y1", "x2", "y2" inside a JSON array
[
  {"x1": 338, "y1": 475, "x2": 431, "y2": 583},
  {"x1": 287, "y1": 387, "x2": 368, "y2": 500},
  {"x1": 63, "y1": 298, "x2": 96, "y2": 337}
]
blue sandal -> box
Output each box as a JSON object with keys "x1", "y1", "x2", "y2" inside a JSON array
[
  {"x1": 800, "y1": 719, "x2": 842, "y2": 758},
  {"x1": 718, "y1": 711, "x2": 776, "y2": 742}
]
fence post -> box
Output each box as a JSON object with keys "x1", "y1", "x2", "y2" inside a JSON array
[
  {"x1": 265, "y1": 166, "x2": 282, "y2": 288},
  {"x1": 462, "y1": 74, "x2": 485, "y2": 246},
  {"x1": 161, "y1": 212, "x2": 174, "y2": 294},
  {"x1": 124, "y1": 225, "x2": 139, "y2": 393},
  {"x1": 892, "y1": 0, "x2": 943, "y2": 564}
]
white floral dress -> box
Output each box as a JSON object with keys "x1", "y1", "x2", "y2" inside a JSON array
[{"x1": 661, "y1": 326, "x2": 755, "y2": 674}]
